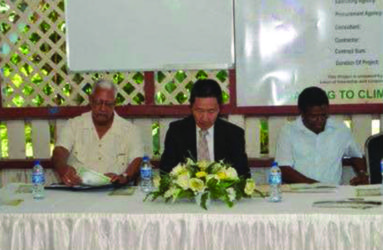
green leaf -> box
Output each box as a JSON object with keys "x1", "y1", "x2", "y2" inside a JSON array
[{"x1": 200, "y1": 192, "x2": 209, "y2": 210}]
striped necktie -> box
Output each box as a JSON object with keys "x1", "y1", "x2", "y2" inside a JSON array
[{"x1": 198, "y1": 130, "x2": 210, "y2": 161}]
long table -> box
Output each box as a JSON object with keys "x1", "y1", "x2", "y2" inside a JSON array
[{"x1": 0, "y1": 185, "x2": 382, "y2": 250}]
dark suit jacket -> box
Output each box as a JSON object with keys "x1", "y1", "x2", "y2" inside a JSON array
[{"x1": 160, "y1": 116, "x2": 250, "y2": 178}]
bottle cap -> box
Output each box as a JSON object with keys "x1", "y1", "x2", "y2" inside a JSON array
[
  {"x1": 142, "y1": 156, "x2": 150, "y2": 161},
  {"x1": 271, "y1": 161, "x2": 278, "y2": 167},
  {"x1": 34, "y1": 160, "x2": 41, "y2": 165}
]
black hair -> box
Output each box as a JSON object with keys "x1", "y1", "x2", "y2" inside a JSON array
[
  {"x1": 189, "y1": 79, "x2": 222, "y2": 105},
  {"x1": 298, "y1": 86, "x2": 329, "y2": 112}
]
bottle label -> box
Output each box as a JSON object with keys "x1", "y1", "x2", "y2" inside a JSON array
[
  {"x1": 269, "y1": 173, "x2": 281, "y2": 185},
  {"x1": 32, "y1": 173, "x2": 45, "y2": 184},
  {"x1": 141, "y1": 168, "x2": 152, "y2": 179}
]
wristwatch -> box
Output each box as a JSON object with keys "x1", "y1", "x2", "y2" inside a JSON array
[{"x1": 357, "y1": 170, "x2": 368, "y2": 176}]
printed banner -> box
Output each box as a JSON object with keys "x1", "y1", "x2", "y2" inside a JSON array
[{"x1": 235, "y1": 0, "x2": 383, "y2": 106}]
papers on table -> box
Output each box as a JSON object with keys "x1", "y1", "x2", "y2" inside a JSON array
[
  {"x1": 284, "y1": 183, "x2": 337, "y2": 193},
  {"x1": 45, "y1": 183, "x2": 117, "y2": 191},
  {"x1": 0, "y1": 187, "x2": 23, "y2": 206},
  {"x1": 108, "y1": 186, "x2": 137, "y2": 196},
  {"x1": 355, "y1": 184, "x2": 382, "y2": 197},
  {"x1": 256, "y1": 183, "x2": 337, "y2": 196},
  {"x1": 313, "y1": 199, "x2": 382, "y2": 210},
  {"x1": 77, "y1": 167, "x2": 111, "y2": 186}
]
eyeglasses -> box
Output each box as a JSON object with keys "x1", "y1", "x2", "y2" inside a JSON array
[{"x1": 92, "y1": 99, "x2": 115, "y2": 108}]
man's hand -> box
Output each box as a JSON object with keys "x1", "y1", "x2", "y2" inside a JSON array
[
  {"x1": 52, "y1": 146, "x2": 81, "y2": 186},
  {"x1": 105, "y1": 172, "x2": 129, "y2": 185},
  {"x1": 60, "y1": 166, "x2": 82, "y2": 186},
  {"x1": 349, "y1": 173, "x2": 369, "y2": 186},
  {"x1": 349, "y1": 157, "x2": 368, "y2": 186}
]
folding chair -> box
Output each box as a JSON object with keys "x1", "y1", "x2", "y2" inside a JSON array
[{"x1": 364, "y1": 132, "x2": 383, "y2": 184}]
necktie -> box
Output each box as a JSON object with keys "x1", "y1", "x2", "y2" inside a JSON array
[{"x1": 198, "y1": 130, "x2": 210, "y2": 161}]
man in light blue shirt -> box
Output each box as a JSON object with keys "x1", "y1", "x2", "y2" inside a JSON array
[{"x1": 275, "y1": 87, "x2": 368, "y2": 185}]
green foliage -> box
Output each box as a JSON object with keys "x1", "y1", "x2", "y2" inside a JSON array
[
  {"x1": 0, "y1": 122, "x2": 9, "y2": 158},
  {"x1": 25, "y1": 123, "x2": 33, "y2": 158},
  {"x1": 260, "y1": 119, "x2": 269, "y2": 154},
  {"x1": 152, "y1": 122, "x2": 160, "y2": 156}
]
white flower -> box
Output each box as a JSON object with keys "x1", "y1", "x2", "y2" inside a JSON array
[
  {"x1": 185, "y1": 158, "x2": 196, "y2": 166},
  {"x1": 226, "y1": 167, "x2": 239, "y2": 180},
  {"x1": 170, "y1": 163, "x2": 188, "y2": 177},
  {"x1": 189, "y1": 178, "x2": 205, "y2": 193},
  {"x1": 227, "y1": 187, "x2": 236, "y2": 202},
  {"x1": 216, "y1": 167, "x2": 238, "y2": 180},
  {"x1": 176, "y1": 174, "x2": 190, "y2": 190},
  {"x1": 244, "y1": 179, "x2": 256, "y2": 195},
  {"x1": 164, "y1": 186, "x2": 177, "y2": 198},
  {"x1": 211, "y1": 162, "x2": 224, "y2": 173},
  {"x1": 197, "y1": 161, "x2": 209, "y2": 171},
  {"x1": 206, "y1": 174, "x2": 216, "y2": 183},
  {"x1": 153, "y1": 175, "x2": 161, "y2": 188}
]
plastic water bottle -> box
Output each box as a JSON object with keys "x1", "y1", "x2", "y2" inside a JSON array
[
  {"x1": 140, "y1": 156, "x2": 153, "y2": 193},
  {"x1": 32, "y1": 161, "x2": 45, "y2": 199},
  {"x1": 268, "y1": 161, "x2": 282, "y2": 202}
]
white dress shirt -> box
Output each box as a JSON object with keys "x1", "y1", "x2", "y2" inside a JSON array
[
  {"x1": 56, "y1": 111, "x2": 144, "y2": 174},
  {"x1": 275, "y1": 116, "x2": 362, "y2": 184},
  {"x1": 196, "y1": 126, "x2": 215, "y2": 161}
]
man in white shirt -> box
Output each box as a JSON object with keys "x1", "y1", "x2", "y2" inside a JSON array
[
  {"x1": 275, "y1": 86, "x2": 368, "y2": 185},
  {"x1": 52, "y1": 80, "x2": 143, "y2": 186}
]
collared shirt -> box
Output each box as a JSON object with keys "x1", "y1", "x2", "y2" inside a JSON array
[
  {"x1": 196, "y1": 126, "x2": 215, "y2": 161},
  {"x1": 56, "y1": 111, "x2": 144, "y2": 174},
  {"x1": 275, "y1": 116, "x2": 362, "y2": 184}
]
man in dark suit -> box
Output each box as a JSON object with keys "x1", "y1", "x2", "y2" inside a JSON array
[{"x1": 160, "y1": 79, "x2": 250, "y2": 178}]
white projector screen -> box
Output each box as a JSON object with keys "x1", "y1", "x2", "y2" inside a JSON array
[{"x1": 65, "y1": 0, "x2": 234, "y2": 72}]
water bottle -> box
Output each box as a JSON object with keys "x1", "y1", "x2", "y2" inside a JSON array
[
  {"x1": 268, "y1": 161, "x2": 282, "y2": 202},
  {"x1": 32, "y1": 160, "x2": 45, "y2": 199},
  {"x1": 140, "y1": 156, "x2": 153, "y2": 193}
]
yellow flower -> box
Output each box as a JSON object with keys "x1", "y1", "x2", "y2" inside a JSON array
[
  {"x1": 189, "y1": 178, "x2": 205, "y2": 193},
  {"x1": 196, "y1": 171, "x2": 207, "y2": 178},
  {"x1": 244, "y1": 179, "x2": 256, "y2": 195},
  {"x1": 216, "y1": 171, "x2": 227, "y2": 180}
]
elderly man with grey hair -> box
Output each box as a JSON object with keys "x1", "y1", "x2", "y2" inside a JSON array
[{"x1": 52, "y1": 80, "x2": 143, "y2": 186}]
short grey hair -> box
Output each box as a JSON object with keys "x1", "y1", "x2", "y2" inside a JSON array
[{"x1": 91, "y1": 80, "x2": 118, "y2": 98}]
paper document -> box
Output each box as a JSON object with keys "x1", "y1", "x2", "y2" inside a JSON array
[
  {"x1": 313, "y1": 199, "x2": 382, "y2": 209},
  {"x1": 78, "y1": 167, "x2": 111, "y2": 186}
]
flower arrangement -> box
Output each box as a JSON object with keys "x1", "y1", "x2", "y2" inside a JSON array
[{"x1": 145, "y1": 158, "x2": 264, "y2": 210}]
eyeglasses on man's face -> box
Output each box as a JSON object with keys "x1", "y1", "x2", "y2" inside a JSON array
[{"x1": 91, "y1": 99, "x2": 116, "y2": 109}]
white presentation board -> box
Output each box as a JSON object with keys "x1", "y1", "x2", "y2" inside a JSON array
[
  {"x1": 235, "y1": 0, "x2": 383, "y2": 106},
  {"x1": 65, "y1": 0, "x2": 234, "y2": 72}
]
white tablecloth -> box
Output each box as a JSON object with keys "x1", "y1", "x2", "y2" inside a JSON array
[{"x1": 0, "y1": 185, "x2": 382, "y2": 250}]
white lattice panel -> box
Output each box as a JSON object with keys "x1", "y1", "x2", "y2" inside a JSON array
[
  {"x1": 155, "y1": 70, "x2": 230, "y2": 105},
  {"x1": 0, "y1": 0, "x2": 144, "y2": 107}
]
